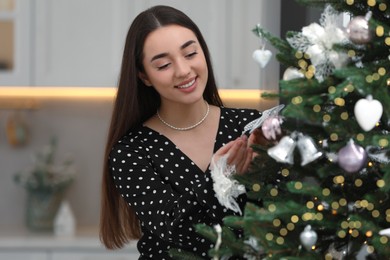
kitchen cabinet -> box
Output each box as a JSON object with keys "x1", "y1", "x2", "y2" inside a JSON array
[
  {"x1": 0, "y1": 251, "x2": 137, "y2": 260},
  {"x1": 0, "y1": 0, "x2": 281, "y2": 89},
  {"x1": 51, "y1": 251, "x2": 137, "y2": 260},
  {"x1": 0, "y1": 252, "x2": 48, "y2": 260},
  {"x1": 0, "y1": 227, "x2": 138, "y2": 260},
  {"x1": 0, "y1": 0, "x2": 31, "y2": 85}
]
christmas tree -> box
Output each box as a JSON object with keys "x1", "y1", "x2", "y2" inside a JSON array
[{"x1": 195, "y1": 0, "x2": 390, "y2": 259}]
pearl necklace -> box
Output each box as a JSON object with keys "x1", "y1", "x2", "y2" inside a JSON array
[{"x1": 156, "y1": 102, "x2": 210, "y2": 131}]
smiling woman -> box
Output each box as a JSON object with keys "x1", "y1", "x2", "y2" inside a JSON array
[{"x1": 98, "y1": 5, "x2": 275, "y2": 259}]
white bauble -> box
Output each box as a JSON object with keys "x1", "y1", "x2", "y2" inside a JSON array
[{"x1": 354, "y1": 95, "x2": 383, "y2": 131}]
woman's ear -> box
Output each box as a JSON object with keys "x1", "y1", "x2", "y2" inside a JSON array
[{"x1": 138, "y1": 72, "x2": 152, "y2": 87}]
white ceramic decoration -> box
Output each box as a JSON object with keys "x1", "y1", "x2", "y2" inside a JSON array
[
  {"x1": 252, "y1": 49, "x2": 272, "y2": 68},
  {"x1": 354, "y1": 95, "x2": 383, "y2": 131}
]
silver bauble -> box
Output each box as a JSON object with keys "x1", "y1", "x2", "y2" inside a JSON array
[
  {"x1": 338, "y1": 140, "x2": 367, "y2": 173},
  {"x1": 261, "y1": 116, "x2": 283, "y2": 141},
  {"x1": 300, "y1": 225, "x2": 318, "y2": 251},
  {"x1": 346, "y1": 16, "x2": 372, "y2": 44}
]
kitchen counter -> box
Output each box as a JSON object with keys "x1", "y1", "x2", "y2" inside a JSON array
[{"x1": 0, "y1": 226, "x2": 138, "y2": 260}]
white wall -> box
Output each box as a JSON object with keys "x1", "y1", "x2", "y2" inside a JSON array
[{"x1": 0, "y1": 0, "x2": 281, "y2": 230}]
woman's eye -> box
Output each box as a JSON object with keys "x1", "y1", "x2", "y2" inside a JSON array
[
  {"x1": 186, "y1": 51, "x2": 197, "y2": 58},
  {"x1": 157, "y1": 64, "x2": 170, "y2": 70}
]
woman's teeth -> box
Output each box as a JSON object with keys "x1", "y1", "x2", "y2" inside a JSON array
[{"x1": 177, "y1": 79, "x2": 195, "y2": 89}]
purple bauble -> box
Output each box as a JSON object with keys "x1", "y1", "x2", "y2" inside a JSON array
[
  {"x1": 261, "y1": 116, "x2": 283, "y2": 141},
  {"x1": 338, "y1": 140, "x2": 367, "y2": 173},
  {"x1": 346, "y1": 16, "x2": 372, "y2": 44}
]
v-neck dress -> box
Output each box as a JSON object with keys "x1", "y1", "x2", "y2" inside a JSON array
[{"x1": 109, "y1": 107, "x2": 262, "y2": 259}]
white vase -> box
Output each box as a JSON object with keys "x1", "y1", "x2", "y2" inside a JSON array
[{"x1": 53, "y1": 200, "x2": 76, "y2": 236}]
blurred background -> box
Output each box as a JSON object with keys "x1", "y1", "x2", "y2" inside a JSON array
[{"x1": 0, "y1": 0, "x2": 320, "y2": 259}]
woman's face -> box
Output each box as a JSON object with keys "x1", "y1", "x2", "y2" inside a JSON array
[{"x1": 140, "y1": 25, "x2": 208, "y2": 106}]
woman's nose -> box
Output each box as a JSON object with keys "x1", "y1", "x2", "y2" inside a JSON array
[{"x1": 174, "y1": 58, "x2": 191, "y2": 78}]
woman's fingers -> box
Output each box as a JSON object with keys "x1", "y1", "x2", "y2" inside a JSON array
[
  {"x1": 213, "y1": 135, "x2": 255, "y2": 174},
  {"x1": 226, "y1": 136, "x2": 246, "y2": 165},
  {"x1": 214, "y1": 140, "x2": 236, "y2": 156}
]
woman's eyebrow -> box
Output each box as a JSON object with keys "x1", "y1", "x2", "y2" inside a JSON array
[
  {"x1": 180, "y1": 40, "x2": 196, "y2": 50},
  {"x1": 150, "y1": 40, "x2": 197, "y2": 62}
]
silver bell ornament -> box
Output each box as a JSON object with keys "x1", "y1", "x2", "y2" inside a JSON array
[
  {"x1": 296, "y1": 133, "x2": 323, "y2": 166},
  {"x1": 346, "y1": 12, "x2": 372, "y2": 44},
  {"x1": 300, "y1": 225, "x2": 318, "y2": 251},
  {"x1": 267, "y1": 135, "x2": 296, "y2": 164},
  {"x1": 338, "y1": 139, "x2": 367, "y2": 173}
]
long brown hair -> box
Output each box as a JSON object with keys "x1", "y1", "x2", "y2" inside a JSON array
[{"x1": 100, "y1": 5, "x2": 224, "y2": 249}]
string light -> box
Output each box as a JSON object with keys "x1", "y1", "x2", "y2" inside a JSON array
[
  {"x1": 322, "y1": 188, "x2": 330, "y2": 196},
  {"x1": 334, "y1": 97, "x2": 345, "y2": 106},
  {"x1": 323, "y1": 114, "x2": 331, "y2": 122},
  {"x1": 357, "y1": 133, "x2": 365, "y2": 141},
  {"x1": 266, "y1": 233, "x2": 273, "y2": 241},
  {"x1": 287, "y1": 223, "x2": 295, "y2": 231},
  {"x1": 294, "y1": 182, "x2": 303, "y2": 190},
  {"x1": 252, "y1": 183, "x2": 261, "y2": 192},
  {"x1": 279, "y1": 228, "x2": 288, "y2": 236},
  {"x1": 366, "y1": 75, "x2": 373, "y2": 83},
  {"x1": 378, "y1": 3, "x2": 387, "y2": 11},
  {"x1": 270, "y1": 188, "x2": 278, "y2": 196},
  {"x1": 281, "y1": 169, "x2": 290, "y2": 177},
  {"x1": 380, "y1": 236, "x2": 389, "y2": 244},
  {"x1": 291, "y1": 215, "x2": 299, "y2": 223},
  {"x1": 378, "y1": 67, "x2": 386, "y2": 75},
  {"x1": 376, "y1": 26, "x2": 384, "y2": 36},
  {"x1": 385, "y1": 37, "x2": 390, "y2": 46},
  {"x1": 345, "y1": 84, "x2": 354, "y2": 92},
  {"x1": 340, "y1": 112, "x2": 349, "y2": 120},
  {"x1": 313, "y1": 104, "x2": 321, "y2": 112},
  {"x1": 355, "y1": 179, "x2": 363, "y2": 187},
  {"x1": 328, "y1": 86, "x2": 336, "y2": 94},
  {"x1": 338, "y1": 230, "x2": 347, "y2": 238},
  {"x1": 367, "y1": 0, "x2": 376, "y2": 7},
  {"x1": 330, "y1": 133, "x2": 338, "y2": 141},
  {"x1": 276, "y1": 237, "x2": 284, "y2": 245},
  {"x1": 273, "y1": 219, "x2": 281, "y2": 227}
]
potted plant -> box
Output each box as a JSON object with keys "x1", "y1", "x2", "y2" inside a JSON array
[{"x1": 14, "y1": 137, "x2": 75, "y2": 231}]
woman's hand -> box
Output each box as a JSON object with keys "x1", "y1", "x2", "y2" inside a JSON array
[
  {"x1": 248, "y1": 128, "x2": 274, "y2": 147},
  {"x1": 213, "y1": 135, "x2": 253, "y2": 175}
]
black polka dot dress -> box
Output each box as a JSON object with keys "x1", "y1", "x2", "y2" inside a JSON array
[{"x1": 109, "y1": 107, "x2": 262, "y2": 259}]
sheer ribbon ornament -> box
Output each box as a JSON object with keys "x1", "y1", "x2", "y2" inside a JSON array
[
  {"x1": 210, "y1": 154, "x2": 246, "y2": 215},
  {"x1": 242, "y1": 104, "x2": 285, "y2": 135}
]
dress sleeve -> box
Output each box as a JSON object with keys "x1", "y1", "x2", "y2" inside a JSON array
[{"x1": 109, "y1": 137, "x2": 237, "y2": 247}]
